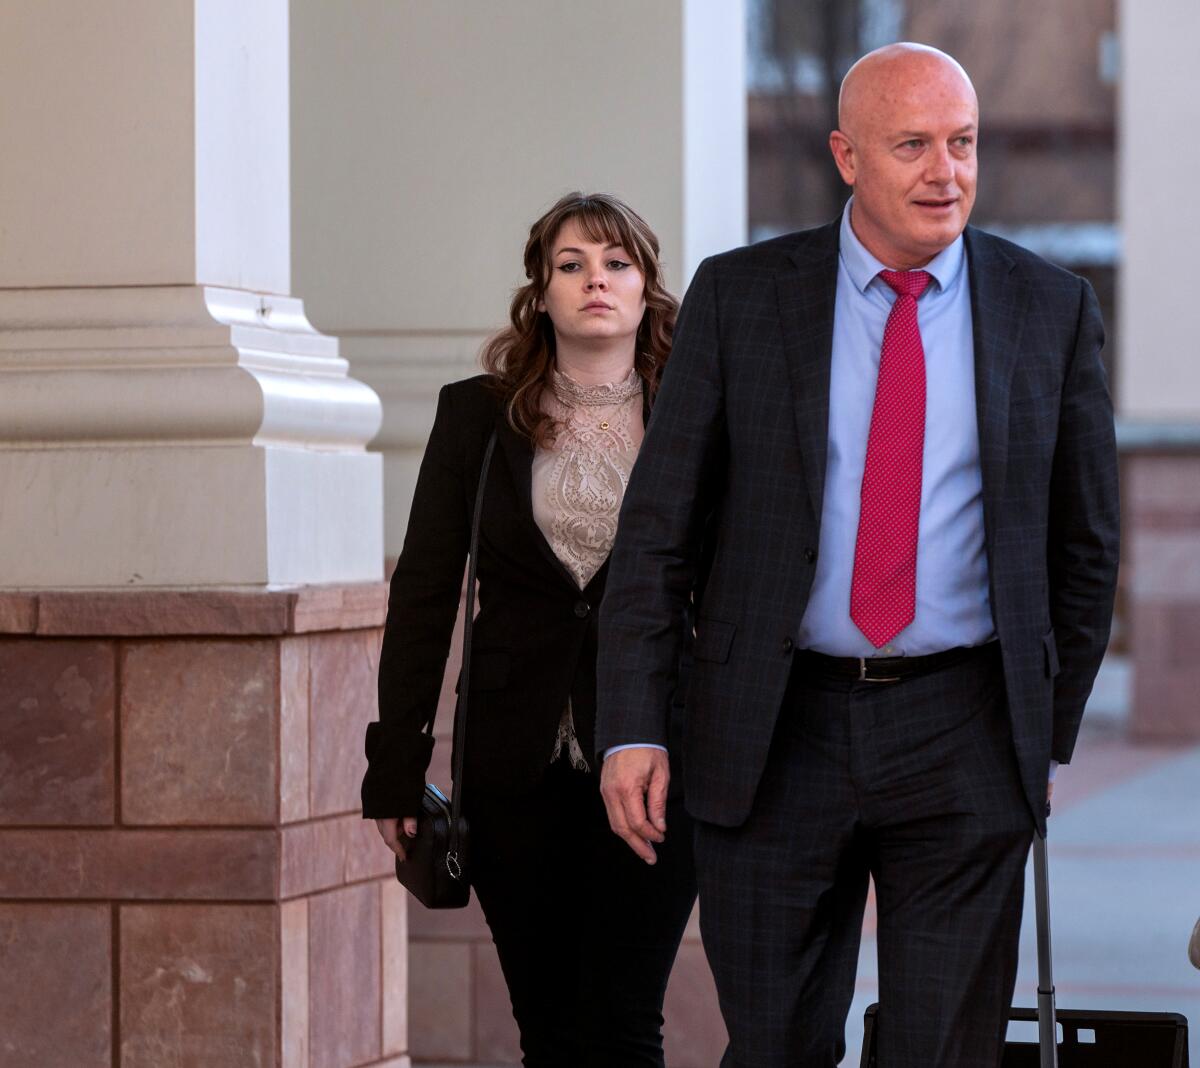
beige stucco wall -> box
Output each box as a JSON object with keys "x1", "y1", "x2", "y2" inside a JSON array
[{"x1": 289, "y1": 0, "x2": 747, "y2": 554}]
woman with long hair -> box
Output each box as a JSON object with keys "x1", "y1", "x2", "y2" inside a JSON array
[{"x1": 361, "y1": 192, "x2": 697, "y2": 1066}]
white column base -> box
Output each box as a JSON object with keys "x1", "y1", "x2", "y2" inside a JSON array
[
  {"x1": 0, "y1": 444, "x2": 381, "y2": 589},
  {"x1": 0, "y1": 285, "x2": 383, "y2": 587}
]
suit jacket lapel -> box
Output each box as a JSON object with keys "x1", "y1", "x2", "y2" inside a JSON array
[
  {"x1": 965, "y1": 227, "x2": 1029, "y2": 534},
  {"x1": 776, "y1": 222, "x2": 840, "y2": 521}
]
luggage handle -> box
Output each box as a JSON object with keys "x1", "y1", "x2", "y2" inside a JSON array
[{"x1": 1033, "y1": 826, "x2": 1058, "y2": 1068}]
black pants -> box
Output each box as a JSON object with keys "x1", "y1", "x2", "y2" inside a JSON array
[
  {"x1": 465, "y1": 759, "x2": 697, "y2": 1067},
  {"x1": 696, "y1": 644, "x2": 1034, "y2": 1068}
]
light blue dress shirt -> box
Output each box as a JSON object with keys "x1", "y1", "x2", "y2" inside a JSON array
[
  {"x1": 796, "y1": 199, "x2": 995, "y2": 657},
  {"x1": 605, "y1": 201, "x2": 1006, "y2": 764}
]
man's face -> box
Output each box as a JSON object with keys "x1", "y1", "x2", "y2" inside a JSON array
[{"x1": 831, "y1": 56, "x2": 978, "y2": 269}]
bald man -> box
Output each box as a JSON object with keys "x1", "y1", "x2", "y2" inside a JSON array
[{"x1": 597, "y1": 42, "x2": 1118, "y2": 1067}]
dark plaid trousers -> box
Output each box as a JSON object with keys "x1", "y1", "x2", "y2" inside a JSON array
[{"x1": 695, "y1": 643, "x2": 1034, "y2": 1068}]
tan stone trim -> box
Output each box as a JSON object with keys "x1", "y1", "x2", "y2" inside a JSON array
[{"x1": 0, "y1": 582, "x2": 387, "y2": 637}]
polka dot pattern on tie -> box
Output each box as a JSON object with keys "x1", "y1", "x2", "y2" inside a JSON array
[{"x1": 850, "y1": 269, "x2": 933, "y2": 648}]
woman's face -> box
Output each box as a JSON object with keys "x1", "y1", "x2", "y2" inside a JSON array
[{"x1": 538, "y1": 219, "x2": 647, "y2": 349}]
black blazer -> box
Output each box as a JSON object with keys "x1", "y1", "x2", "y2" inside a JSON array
[
  {"x1": 596, "y1": 221, "x2": 1120, "y2": 834},
  {"x1": 362, "y1": 375, "x2": 684, "y2": 819}
]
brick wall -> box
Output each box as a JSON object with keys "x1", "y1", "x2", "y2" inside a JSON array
[{"x1": 0, "y1": 585, "x2": 410, "y2": 1068}]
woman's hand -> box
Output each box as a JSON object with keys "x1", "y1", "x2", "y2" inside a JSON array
[{"x1": 375, "y1": 817, "x2": 419, "y2": 860}]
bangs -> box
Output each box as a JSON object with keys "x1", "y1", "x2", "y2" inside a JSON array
[{"x1": 556, "y1": 200, "x2": 651, "y2": 270}]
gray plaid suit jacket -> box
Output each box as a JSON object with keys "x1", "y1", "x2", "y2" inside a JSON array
[{"x1": 596, "y1": 220, "x2": 1119, "y2": 833}]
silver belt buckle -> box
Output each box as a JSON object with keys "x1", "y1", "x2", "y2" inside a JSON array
[{"x1": 858, "y1": 657, "x2": 901, "y2": 683}]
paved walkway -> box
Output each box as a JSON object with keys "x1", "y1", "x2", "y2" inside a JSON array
[{"x1": 845, "y1": 716, "x2": 1200, "y2": 1064}]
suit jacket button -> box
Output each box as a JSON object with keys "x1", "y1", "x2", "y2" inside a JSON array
[
  {"x1": 804, "y1": 547, "x2": 817, "y2": 564},
  {"x1": 782, "y1": 636, "x2": 794, "y2": 654},
  {"x1": 574, "y1": 601, "x2": 590, "y2": 619}
]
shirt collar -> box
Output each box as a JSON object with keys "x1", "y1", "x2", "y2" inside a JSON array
[{"x1": 838, "y1": 197, "x2": 965, "y2": 296}]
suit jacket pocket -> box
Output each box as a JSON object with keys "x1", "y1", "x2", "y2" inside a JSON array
[
  {"x1": 693, "y1": 618, "x2": 736, "y2": 664},
  {"x1": 1043, "y1": 627, "x2": 1060, "y2": 679}
]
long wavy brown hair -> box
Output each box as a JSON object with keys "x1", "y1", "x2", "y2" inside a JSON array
[{"x1": 482, "y1": 192, "x2": 678, "y2": 446}]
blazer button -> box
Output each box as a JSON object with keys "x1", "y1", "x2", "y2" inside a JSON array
[
  {"x1": 574, "y1": 601, "x2": 590, "y2": 619},
  {"x1": 804, "y1": 547, "x2": 817, "y2": 564},
  {"x1": 782, "y1": 636, "x2": 794, "y2": 654}
]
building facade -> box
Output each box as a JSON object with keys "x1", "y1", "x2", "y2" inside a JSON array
[{"x1": 2, "y1": 1, "x2": 1196, "y2": 1066}]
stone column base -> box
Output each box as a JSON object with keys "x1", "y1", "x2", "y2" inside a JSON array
[
  {"x1": 1126, "y1": 452, "x2": 1200, "y2": 739},
  {"x1": 0, "y1": 284, "x2": 383, "y2": 588},
  {"x1": 0, "y1": 584, "x2": 409, "y2": 1068}
]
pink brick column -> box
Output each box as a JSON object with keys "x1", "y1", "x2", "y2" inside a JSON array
[
  {"x1": 1126, "y1": 452, "x2": 1200, "y2": 739},
  {"x1": 0, "y1": 584, "x2": 409, "y2": 1068}
]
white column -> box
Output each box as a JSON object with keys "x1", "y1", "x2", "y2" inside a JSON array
[
  {"x1": 1118, "y1": 0, "x2": 1200, "y2": 420},
  {"x1": 683, "y1": 0, "x2": 748, "y2": 282},
  {"x1": 290, "y1": 0, "x2": 747, "y2": 557},
  {"x1": 0, "y1": 0, "x2": 382, "y2": 588}
]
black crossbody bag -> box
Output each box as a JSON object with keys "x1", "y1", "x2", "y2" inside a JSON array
[{"x1": 395, "y1": 430, "x2": 497, "y2": 910}]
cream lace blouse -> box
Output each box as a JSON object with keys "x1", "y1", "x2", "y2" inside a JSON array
[{"x1": 532, "y1": 366, "x2": 645, "y2": 769}]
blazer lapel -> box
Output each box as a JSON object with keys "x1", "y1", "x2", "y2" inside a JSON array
[
  {"x1": 965, "y1": 227, "x2": 1029, "y2": 533},
  {"x1": 776, "y1": 222, "x2": 840, "y2": 521},
  {"x1": 494, "y1": 412, "x2": 581, "y2": 590}
]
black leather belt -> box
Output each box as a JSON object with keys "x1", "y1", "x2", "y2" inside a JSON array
[{"x1": 794, "y1": 643, "x2": 991, "y2": 683}]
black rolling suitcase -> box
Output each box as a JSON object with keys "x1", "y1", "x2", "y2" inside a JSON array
[{"x1": 860, "y1": 834, "x2": 1190, "y2": 1066}]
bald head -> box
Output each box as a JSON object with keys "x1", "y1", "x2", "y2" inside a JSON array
[
  {"x1": 838, "y1": 43, "x2": 976, "y2": 139},
  {"x1": 826, "y1": 42, "x2": 979, "y2": 270}
]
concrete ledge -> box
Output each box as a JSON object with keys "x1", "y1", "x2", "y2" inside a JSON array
[
  {"x1": 0, "y1": 581, "x2": 387, "y2": 636},
  {"x1": 1117, "y1": 420, "x2": 1200, "y2": 452}
]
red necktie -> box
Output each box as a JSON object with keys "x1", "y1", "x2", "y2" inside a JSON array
[{"x1": 850, "y1": 269, "x2": 933, "y2": 648}]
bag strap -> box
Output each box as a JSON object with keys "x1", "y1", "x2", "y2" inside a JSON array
[
  {"x1": 447, "y1": 429, "x2": 498, "y2": 845},
  {"x1": 1033, "y1": 828, "x2": 1058, "y2": 1067}
]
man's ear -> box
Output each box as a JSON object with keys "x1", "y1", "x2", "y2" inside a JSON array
[{"x1": 829, "y1": 130, "x2": 857, "y2": 186}]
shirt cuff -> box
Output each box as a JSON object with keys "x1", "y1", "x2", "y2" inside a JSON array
[
  {"x1": 603, "y1": 743, "x2": 669, "y2": 759},
  {"x1": 1048, "y1": 759, "x2": 1059, "y2": 783}
]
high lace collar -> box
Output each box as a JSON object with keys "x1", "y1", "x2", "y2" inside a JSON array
[{"x1": 550, "y1": 365, "x2": 642, "y2": 408}]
